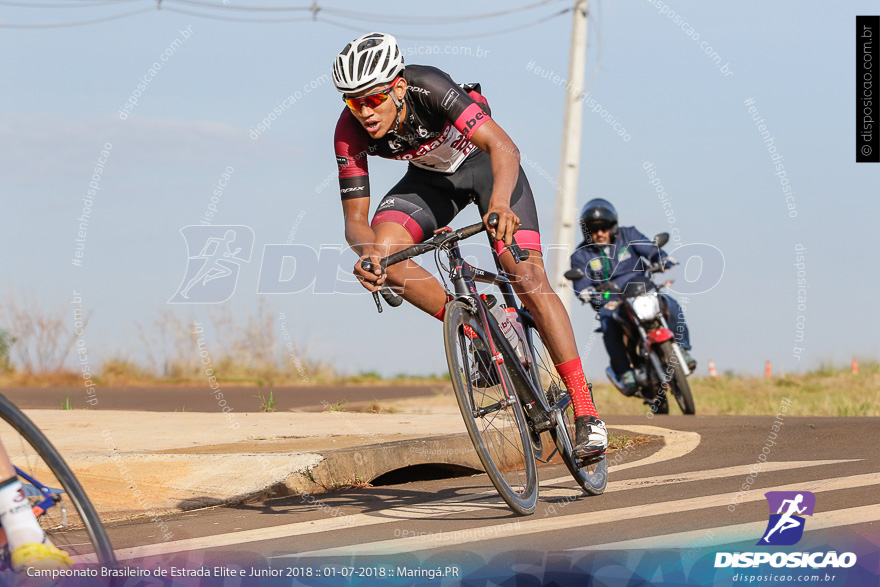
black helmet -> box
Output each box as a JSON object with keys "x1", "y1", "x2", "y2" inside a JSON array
[{"x1": 579, "y1": 198, "x2": 619, "y2": 242}]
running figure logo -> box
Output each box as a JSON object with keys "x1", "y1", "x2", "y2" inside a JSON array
[
  {"x1": 758, "y1": 491, "x2": 816, "y2": 546},
  {"x1": 169, "y1": 225, "x2": 255, "y2": 304}
]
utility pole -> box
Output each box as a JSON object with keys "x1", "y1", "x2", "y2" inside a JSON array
[{"x1": 548, "y1": 0, "x2": 589, "y2": 314}]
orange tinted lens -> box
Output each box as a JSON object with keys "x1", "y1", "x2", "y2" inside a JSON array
[{"x1": 345, "y1": 92, "x2": 389, "y2": 111}]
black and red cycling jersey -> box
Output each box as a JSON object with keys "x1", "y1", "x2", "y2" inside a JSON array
[{"x1": 334, "y1": 64, "x2": 493, "y2": 201}]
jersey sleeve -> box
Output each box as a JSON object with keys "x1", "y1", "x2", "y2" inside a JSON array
[
  {"x1": 626, "y1": 226, "x2": 666, "y2": 264},
  {"x1": 334, "y1": 109, "x2": 371, "y2": 201},
  {"x1": 410, "y1": 65, "x2": 492, "y2": 140}
]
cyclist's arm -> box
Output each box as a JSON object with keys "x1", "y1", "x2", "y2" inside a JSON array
[
  {"x1": 628, "y1": 227, "x2": 670, "y2": 267},
  {"x1": 342, "y1": 197, "x2": 376, "y2": 257},
  {"x1": 469, "y1": 120, "x2": 521, "y2": 246}
]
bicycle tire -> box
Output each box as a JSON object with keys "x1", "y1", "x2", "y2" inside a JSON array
[
  {"x1": 0, "y1": 392, "x2": 116, "y2": 567},
  {"x1": 524, "y1": 323, "x2": 607, "y2": 496},
  {"x1": 444, "y1": 301, "x2": 538, "y2": 516},
  {"x1": 657, "y1": 341, "x2": 696, "y2": 415}
]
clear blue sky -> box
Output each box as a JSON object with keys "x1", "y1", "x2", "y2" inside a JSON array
[{"x1": 2, "y1": 0, "x2": 877, "y2": 378}]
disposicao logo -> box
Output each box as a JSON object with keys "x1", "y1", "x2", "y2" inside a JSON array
[
  {"x1": 715, "y1": 491, "x2": 857, "y2": 569},
  {"x1": 759, "y1": 491, "x2": 815, "y2": 546},
  {"x1": 169, "y1": 225, "x2": 254, "y2": 304}
]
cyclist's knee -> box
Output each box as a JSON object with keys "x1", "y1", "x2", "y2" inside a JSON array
[{"x1": 509, "y1": 263, "x2": 550, "y2": 298}]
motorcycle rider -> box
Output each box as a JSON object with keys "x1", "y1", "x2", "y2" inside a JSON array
[{"x1": 569, "y1": 199, "x2": 696, "y2": 398}]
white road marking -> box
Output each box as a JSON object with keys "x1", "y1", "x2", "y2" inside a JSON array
[
  {"x1": 607, "y1": 426, "x2": 703, "y2": 473},
  {"x1": 108, "y1": 422, "x2": 848, "y2": 563},
  {"x1": 540, "y1": 459, "x2": 858, "y2": 498},
  {"x1": 575, "y1": 503, "x2": 880, "y2": 551},
  {"x1": 539, "y1": 425, "x2": 701, "y2": 487},
  {"x1": 110, "y1": 424, "x2": 693, "y2": 561},
  {"x1": 291, "y1": 471, "x2": 880, "y2": 557}
]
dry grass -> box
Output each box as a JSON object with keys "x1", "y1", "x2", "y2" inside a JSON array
[
  {"x1": 0, "y1": 289, "x2": 83, "y2": 375},
  {"x1": 590, "y1": 361, "x2": 880, "y2": 417}
]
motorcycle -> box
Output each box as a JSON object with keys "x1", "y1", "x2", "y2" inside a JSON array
[{"x1": 564, "y1": 233, "x2": 696, "y2": 415}]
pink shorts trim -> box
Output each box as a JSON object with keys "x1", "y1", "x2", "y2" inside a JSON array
[
  {"x1": 371, "y1": 210, "x2": 424, "y2": 244},
  {"x1": 493, "y1": 229, "x2": 542, "y2": 257}
]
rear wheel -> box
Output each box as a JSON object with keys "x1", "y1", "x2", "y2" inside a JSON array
[
  {"x1": 525, "y1": 320, "x2": 607, "y2": 496},
  {"x1": 444, "y1": 301, "x2": 538, "y2": 515},
  {"x1": 0, "y1": 393, "x2": 115, "y2": 568},
  {"x1": 657, "y1": 341, "x2": 695, "y2": 415}
]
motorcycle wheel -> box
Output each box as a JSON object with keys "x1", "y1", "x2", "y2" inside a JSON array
[{"x1": 657, "y1": 341, "x2": 696, "y2": 415}]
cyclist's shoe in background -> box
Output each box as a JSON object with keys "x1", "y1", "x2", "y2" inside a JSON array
[
  {"x1": 681, "y1": 349, "x2": 697, "y2": 372},
  {"x1": 621, "y1": 370, "x2": 639, "y2": 396},
  {"x1": 573, "y1": 416, "x2": 607, "y2": 461},
  {"x1": 11, "y1": 541, "x2": 73, "y2": 571}
]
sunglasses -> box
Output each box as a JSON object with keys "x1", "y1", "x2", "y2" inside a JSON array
[
  {"x1": 587, "y1": 223, "x2": 613, "y2": 233},
  {"x1": 343, "y1": 78, "x2": 398, "y2": 111}
]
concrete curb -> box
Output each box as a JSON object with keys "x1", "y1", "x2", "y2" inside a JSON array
[
  {"x1": 283, "y1": 433, "x2": 483, "y2": 495},
  {"x1": 73, "y1": 433, "x2": 484, "y2": 521}
]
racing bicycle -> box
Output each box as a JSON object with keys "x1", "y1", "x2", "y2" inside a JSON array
[
  {"x1": 0, "y1": 392, "x2": 115, "y2": 569},
  {"x1": 363, "y1": 213, "x2": 607, "y2": 515}
]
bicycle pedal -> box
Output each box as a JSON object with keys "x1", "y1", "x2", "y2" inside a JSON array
[{"x1": 576, "y1": 453, "x2": 605, "y2": 468}]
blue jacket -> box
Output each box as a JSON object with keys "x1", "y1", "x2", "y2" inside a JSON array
[{"x1": 569, "y1": 226, "x2": 671, "y2": 310}]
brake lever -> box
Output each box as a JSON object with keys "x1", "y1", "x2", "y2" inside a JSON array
[
  {"x1": 361, "y1": 259, "x2": 404, "y2": 313},
  {"x1": 361, "y1": 259, "x2": 384, "y2": 313},
  {"x1": 486, "y1": 212, "x2": 530, "y2": 264}
]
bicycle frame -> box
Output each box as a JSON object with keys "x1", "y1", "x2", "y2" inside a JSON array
[{"x1": 443, "y1": 237, "x2": 568, "y2": 427}]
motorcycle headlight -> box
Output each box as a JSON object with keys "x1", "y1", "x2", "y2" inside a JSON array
[{"x1": 631, "y1": 293, "x2": 661, "y2": 321}]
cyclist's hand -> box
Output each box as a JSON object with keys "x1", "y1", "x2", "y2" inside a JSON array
[
  {"x1": 484, "y1": 205, "x2": 520, "y2": 247},
  {"x1": 354, "y1": 250, "x2": 385, "y2": 293}
]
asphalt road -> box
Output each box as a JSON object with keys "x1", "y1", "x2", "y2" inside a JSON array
[{"x1": 92, "y1": 416, "x2": 879, "y2": 578}]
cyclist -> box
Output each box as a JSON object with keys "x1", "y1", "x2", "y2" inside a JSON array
[
  {"x1": 333, "y1": 32, "x2": 607, "y2": 459},
  {"x1": 569, "y1": 198, "x2": 696, "y2": 397},
  {"x1": 0, "y1": 440, "x2": 73, "y2": 569}
]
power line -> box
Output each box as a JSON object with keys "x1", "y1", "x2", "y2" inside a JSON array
[
  {"x1": 306, "y1": 0, "x2": 566, "y2": 25},
  {"x1": 0, "y1": 6, "x2": 152, "y2": 28},
  {"x1": 0, "y1": 0, "x2": 568, "y2": 35},
  {"x1": 320, "y1": 8, "x2": 571, "y2": 41},
  {"x1": 165, "y1": 0, "x2": 311, "y2": 12},
  {"x1": 0, "y1": 0, "x2": 139, "y2": 7},
  {"x1": 162, "y1": 5, "x2": 312, "y2": 23}
]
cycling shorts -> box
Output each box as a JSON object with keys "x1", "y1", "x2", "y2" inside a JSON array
[{"x1": 370, "y1": 149, "x2": 541, "y2": 256}]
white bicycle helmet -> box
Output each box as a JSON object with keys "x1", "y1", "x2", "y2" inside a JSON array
[{"x1": 332, "y1": 32, "x2": 405, "y2": 94}]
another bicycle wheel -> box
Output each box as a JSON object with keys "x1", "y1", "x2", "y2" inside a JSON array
[
  {"x1": 657, "y1": 341, "x2": 696, "y2": 415},
  {"x1": 0, "y1": 393, "x2": 115, "y2": 567},
  {"x1": 525, "y1": 321, "x2": 607, "y2": 496},
  {"x1": 444, "y1": 301, "x2": 538, "y2": 516}
]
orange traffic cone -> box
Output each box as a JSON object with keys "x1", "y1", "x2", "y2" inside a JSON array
[
  {"x1": 765, "y1": 360, "x2": 772, "y2": 378},
  {"x1": 708, "y1": 359, "x2": 718, "y2": 378}
]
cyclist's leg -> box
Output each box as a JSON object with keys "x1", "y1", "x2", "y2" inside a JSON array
[
  {"x1": 470, "y1": 154, "x2": 605, "y2": 454},
  {"x1": 370, "y1": 166, "x2": 470, "y2": 316},
  {"x1": 0, "y1": 438, "x2": 73, "y2": 569}
]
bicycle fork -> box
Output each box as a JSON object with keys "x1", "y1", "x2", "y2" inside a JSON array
[{"x1": 445, "y1": 241, "x2": 555, "y2": 432}]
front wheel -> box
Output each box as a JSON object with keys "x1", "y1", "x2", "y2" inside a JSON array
[
  {"x1": 444, "y1": 301, "x2": 538, "y2": 515},
  {"x1": 0, "y1": 393, "x2": 116, "y2": 567},
  {"x1": 656, "y1": 341, "x2": 696, "y2": 415},
  {"x1": 525, "y1": 319, "x2": 607, "y2": 496}
]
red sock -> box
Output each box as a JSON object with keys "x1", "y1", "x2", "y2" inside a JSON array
[
  {"x1": 433, "y1": 297, "x2": 477, "y2": 338},
  {"x1": 432, "y1": 295, "x2": 455, "y2": 322},
  {"x1": 556, "y1": 358, "x2": 599, "y2": 419}
]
